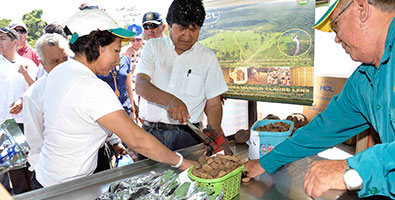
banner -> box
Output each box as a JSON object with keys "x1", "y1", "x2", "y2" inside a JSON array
[{"x1": 200, "y1": 0, "x2": 315, "y2": 105}]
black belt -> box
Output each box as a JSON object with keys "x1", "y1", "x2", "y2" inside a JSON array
[{"x1": 142, "y1": 120, "x2": 201, "y2": 130}]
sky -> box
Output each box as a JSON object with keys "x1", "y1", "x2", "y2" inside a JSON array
[{"x1": 0, "y1": 0, "x2": 173, "y2": 27}]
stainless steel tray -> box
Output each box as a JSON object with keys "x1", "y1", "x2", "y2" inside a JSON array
[{"x1": 14, "y1": 143, "x2": 359, "y2": 200}]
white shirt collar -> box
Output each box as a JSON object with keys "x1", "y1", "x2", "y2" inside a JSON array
[{"x1": 166, "y1": 36, "x2": 197, "y2": 56}]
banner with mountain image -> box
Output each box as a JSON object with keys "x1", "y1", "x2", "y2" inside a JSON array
[{"x1": 199, "y1": 0, "x2": 315, "y2": 105}]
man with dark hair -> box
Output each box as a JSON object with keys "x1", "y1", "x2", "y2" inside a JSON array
[
  {"x1": 43, "y1": 23, "x2": 67, "y2": 39},
  {"x1": 135, "y1": 0, "x2": 228, "y2": 157}
]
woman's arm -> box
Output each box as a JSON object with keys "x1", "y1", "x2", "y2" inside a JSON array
[{"x1": 97, "y1": 110, "x2": 194, "y2": 170}]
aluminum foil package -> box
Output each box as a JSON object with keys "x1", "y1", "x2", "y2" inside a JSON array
[
  {"x1": 0, "y1": 119, "x2": 30, "y2": 174},
  {"x1": 96, "y1": 170, "x2": 223, "y2": 200}
]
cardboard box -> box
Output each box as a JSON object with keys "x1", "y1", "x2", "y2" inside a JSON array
[
  {"x1": 355, "y1": 127, "x2": 378, "y2": 154},
  {"x1": 303, "y1": 76, "x2": 379, "y2": 150},
  {"x1": 303, "y1": 76, "x2": 348, "y2": 122}
]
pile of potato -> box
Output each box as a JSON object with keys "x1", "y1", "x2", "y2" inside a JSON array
[
  {"x1": 191, "y1": 154, "x2": 243, "y2": 179},
  {"x1": 255, "y1": 122, "x2": 290, "y2": 132}
]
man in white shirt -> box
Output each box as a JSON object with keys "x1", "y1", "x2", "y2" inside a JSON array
[
  {"x1": 0, "y1": 27, "x2": 37, "y2": 194},
  {"x1": 23, "y1": 33, "x2": 71, "y2": 172},
  {"x1": 135, "y1": 0, "x2": 228, "y2": 155}
]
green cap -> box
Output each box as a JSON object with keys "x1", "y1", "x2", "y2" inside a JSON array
[{"x1": 313, "y1": 0, "x2": 340, "y2": 32}]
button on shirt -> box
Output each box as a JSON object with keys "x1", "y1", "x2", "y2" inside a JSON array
[
  {"x1": 0, "y1": 54, "x2": 37, "y2": 123},
  {"x1": 135, "y1": 36, "x2": 228, "y2": 124},
  {"x1": 259, "y1": 18, "x2": 395, "y2": 199}
]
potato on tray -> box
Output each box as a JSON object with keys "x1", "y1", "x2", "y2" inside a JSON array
[{"x1": 191, "y1": 154, "x2": 244, "y2": 179}]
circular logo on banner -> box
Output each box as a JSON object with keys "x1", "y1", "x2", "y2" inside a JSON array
[
  {"x1": 277, "y1": 28, "x2": 312, "y2": 57},
  {"x1": 319, "y1": 80, "x2": 336, "y2": 96},
  {"x1": 205, "y1": 9, "x2": 221, "y2": 25},
  {"x1": 297, "y1": 0, "x2": 310, "y2": 7}
]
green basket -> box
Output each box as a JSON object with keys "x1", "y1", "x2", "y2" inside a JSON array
[{"x1": 188, "y1": 165, "x2": 244, "y2": 200}]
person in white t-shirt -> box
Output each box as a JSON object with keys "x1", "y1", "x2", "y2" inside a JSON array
[
  {"x1": 135, "y1": 0, "x2": 228, "y2": 155},
  {"x1": 31, "y1": 9, "x2": 194, "y2": 189}
]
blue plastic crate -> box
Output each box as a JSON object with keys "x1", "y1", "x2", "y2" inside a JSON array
[{"x1": 248, "y1": 120, "x2": 294, "y2": 159}]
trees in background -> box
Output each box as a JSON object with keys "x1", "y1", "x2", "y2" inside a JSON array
[{"x1": 22, "y1": 10, "x2": 47, "y2": 47}]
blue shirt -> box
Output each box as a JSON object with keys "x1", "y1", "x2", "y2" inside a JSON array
[
  {"x1": 97, "y1": 55, "x2": 131, "y2": 107},
  {"x1": 260, "y1": 18, "x2": 395, "y2": 198}
]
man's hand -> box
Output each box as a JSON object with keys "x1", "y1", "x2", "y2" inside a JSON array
[
  {"x1": 166, "y1": 95, "x2": 190, "y2": 123},
  {"x1": 112, "y1": 143, "x2": 127, "y2": 157},
  {"x1": 244, "y1": 159, "x2": 266, "y2": 178},
  {"x1": 9, "y1": 98, "x2": 23, "y2": 114},
  {"x1": 17, "y1": 65, "x2": 28, "y2": 75},
  {"x1": 304, "y1": 160, "x2": 348, "y2": 199}
]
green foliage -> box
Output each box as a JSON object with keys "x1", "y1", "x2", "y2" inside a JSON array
[
  {"x1": 22, "y1": 10, "x2": 47, "y2": 47},
  {"x1": 0, "y1": 18, "x2": 11, "y2": 28},
  {"x1": 199, "y1": 1, "x2": 315, "y2": 68}
]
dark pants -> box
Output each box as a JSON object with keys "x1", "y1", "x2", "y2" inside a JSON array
[
  {"x1": 94, "y1": 143, "x2": 112, "y2": 174},
  {"x1": 3, "y1": 123, "x2": 33, "y2": 194},
  {"x1": 138, "y1": 122, "x2": 202, "y2": 160},
  {"x1": 30, "y1": 143, "x2": 113, "y2": 190},
  {"x1": 30, "y1": 171, "x2": 43, "y2": 190}
]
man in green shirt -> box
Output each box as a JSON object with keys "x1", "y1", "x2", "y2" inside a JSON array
[{"x1": 245, "y1": 0, "x2": 395, "y2": 199}]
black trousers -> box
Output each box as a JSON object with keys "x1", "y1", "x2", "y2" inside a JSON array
[
  {"x1": 94, "y1": 143, "x2": 112, "y2": 174},
  {"x1": 30, "y1": 143, "x2": 113, "y2": 191},
  {"x1": 3, "y1": 123, "x2": 33, "y2": 194}
]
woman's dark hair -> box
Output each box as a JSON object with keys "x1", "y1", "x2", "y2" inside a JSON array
[
  {"x1": 166, "y1": 0, "x2": 206, "y2": 28},
  {"x1": 70, "y1": 30, "x2": 117, "y2": 63}
]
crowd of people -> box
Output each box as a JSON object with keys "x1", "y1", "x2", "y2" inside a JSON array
[{"x1": 0, "y1": 0, "x2": 394, "y2": 199}]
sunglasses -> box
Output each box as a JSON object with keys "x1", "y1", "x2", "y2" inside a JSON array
[
  {"x1": 131, "y1": 38, "x2": 142, "y2": 42},
  {"x1": 143, "y1": 23, "x2": 160, "y2": 30},
  {"x1": 329, "y1": 1, "x2": 353, "y2": 33},
  {"x1": 15, "y1": 29, "x2": 27, "y2": 34}
]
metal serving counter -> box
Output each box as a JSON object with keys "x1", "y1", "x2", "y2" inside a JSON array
[{"x1": 14, "y1": 142, "x2": 360, "y2": 200}]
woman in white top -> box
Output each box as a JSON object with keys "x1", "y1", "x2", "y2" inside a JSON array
[{"x1": 32, "y1": 9, "x2": 193, "y2": 188}]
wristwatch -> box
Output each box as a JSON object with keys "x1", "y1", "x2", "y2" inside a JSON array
[{"x1": 344, "y1": 165, "x2": 363, "y2": 190}]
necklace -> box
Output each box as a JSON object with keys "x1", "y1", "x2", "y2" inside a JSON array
[{"x1": 111, "y1": 65, "x2": 120, "y2": 97}]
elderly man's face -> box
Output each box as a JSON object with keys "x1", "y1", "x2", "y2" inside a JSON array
[
  {"x1": 331, "y1": 1, "x2": 371, "y2": 64},
  {"x1": 14, "y1": 26, "x2": 27, "y2": 47},
  {"x1": 41, "y1": 43, "x2": 68, "y2": 73},
  {"x1": 0, "y1": 32, "x2": 18, "y2": 55},
  {"x1": 130, "y1": 37, "x2": 143, "y2": 50},
  {"x1": 143, "y1": 23, "x2": 165, "y2": 40}
]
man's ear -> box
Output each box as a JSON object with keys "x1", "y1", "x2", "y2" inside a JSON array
[
  {"x1": 355, "y1": 0, "x2": 370, "y2": 22},
  {"x1": 13, "y1": 39, "x2": 19, "y2": 48}
]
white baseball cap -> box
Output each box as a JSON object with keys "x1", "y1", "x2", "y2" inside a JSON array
[{"x1": 67, "y1": 9, "x2": 136, "y2": 44}]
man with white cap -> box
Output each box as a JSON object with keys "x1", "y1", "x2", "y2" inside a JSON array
[
  {"x1": 32, "y1": 8, "x2": 193, "y2": 189},
  {"x1": 142, "y1": 11, "x2": 166, "y2": 40},
  {"x1": 121, "y1": 24, "x2": 144, "y2": 64},
  {"x1": 245, "y1": 0, "x2": 395, "y2": 199},
  {"x1": 9, "y1": 22, "x2": 40, "y2": 67}
]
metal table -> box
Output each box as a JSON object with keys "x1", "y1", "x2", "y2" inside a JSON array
[{"x1": 14, "y1": 142, "x2": 360, "y2": 200}]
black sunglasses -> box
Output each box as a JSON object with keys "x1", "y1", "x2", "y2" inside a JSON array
[
  {"x1": 143, "y1": 23, "x2": 160, "y2": 30},
  {"x1": 15, "y1": 28, "x2": 27, "y2": 34}
]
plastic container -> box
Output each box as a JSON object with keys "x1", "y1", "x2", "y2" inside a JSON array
[
  {"x1": 248, "y1": 119, "x2": 294, "y2": 160},
  {"x1": 188, "y1": 165, "x2": 244, "y2": 200}
]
